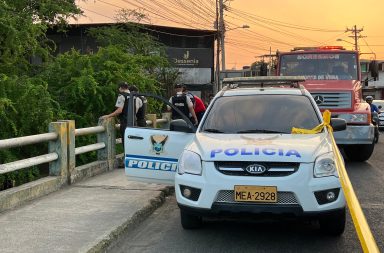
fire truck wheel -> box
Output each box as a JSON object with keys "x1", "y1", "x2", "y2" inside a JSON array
[{"x1": 343, "y1": 143, "x2": 374, "y2": 162}]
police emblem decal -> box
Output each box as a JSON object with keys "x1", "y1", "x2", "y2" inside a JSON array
[{"x1": 150, "y1": 135, "x2": 168, "y2": 154}]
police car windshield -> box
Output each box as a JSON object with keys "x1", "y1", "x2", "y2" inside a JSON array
[{"x1": 201, "y1": 94, "x2": 320, "y2": 134}]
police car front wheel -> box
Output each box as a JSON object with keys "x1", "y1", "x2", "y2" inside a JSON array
[
  {"x1": 180, "y1": 209, "x2": 203, "y2": 229},
  {"x1": 318, "y1": 208, "x2": 346, "y2": 236}
]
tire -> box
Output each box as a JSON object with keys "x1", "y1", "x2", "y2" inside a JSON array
[
  {"x1": 343, "y1": 143, "x2": 374, "y2": 162},
  {"x1": 180, "y1": 209, "x2": 202, "y2": 229},
  {"x1": 319, "y1": 208, "x2": 346, "y2": 236},
  {"x1": 374, "y1": 127, "x2": 379, "y2": 144}
]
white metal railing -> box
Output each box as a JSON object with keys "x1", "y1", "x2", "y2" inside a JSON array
[
  {"x1": 0, "y1": 124, "x2": 62, "y2": 175},
  {"x1": 74, "y1": 126, "x2": 107, "y2": 157},
  {"x1": 75, "y1": 126, "x2": 105, "y2": 136},
  {"x1": 0, "y1": 153, "x2": 58, "y2": 174},
  {"x1": 75, "y1": 143, "x2": 106, "y2": 155},
  {"x1": 0, "y1": 133, "x2": 58, "y2": 149},
  {"x1": 0, "y1": 113, "x2": 171, "y2": 184},
  {"x1": 0, "y1": 121, "x2": 112, "y2": 180}
]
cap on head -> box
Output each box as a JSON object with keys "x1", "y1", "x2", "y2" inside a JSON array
[
  {"x1": 129, "y1": 85, "x2": 139, "y2": 92},
  {"x1": 174, "y1": 84, "x2": 183, "y2": 89},
  {"x1": 118, "y1": 82, "x2": 129, "y2": 90},
  {"x1": 366, "y1": 95, "x2": 373, "y2": 101}
]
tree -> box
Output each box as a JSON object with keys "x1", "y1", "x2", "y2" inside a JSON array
[
  {"x1": 0, "y1": 0, "x2": 82, "y2": 188},
  {"x1": 0, "y1": 0, "x2": 82, "y2": 76}
]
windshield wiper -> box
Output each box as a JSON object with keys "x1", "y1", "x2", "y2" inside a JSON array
[
  {"x1": 203, "y1": 128, "x2": 225, "y2": 133},
  {"x1": 237, "y1": 129, "x2": 286, "y2": 134}
]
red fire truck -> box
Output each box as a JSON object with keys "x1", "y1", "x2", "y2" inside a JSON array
[{"x1": 277, "y1": 46, "x2": 378, "y2": 161}]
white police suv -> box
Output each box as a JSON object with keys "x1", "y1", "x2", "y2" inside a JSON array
[{"x1": 124, "y1": 76, "x2": 347, "y2": 235}]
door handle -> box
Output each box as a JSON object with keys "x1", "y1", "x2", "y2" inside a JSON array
[{"x1": 128, "y1": 135, "x2": 144, "y2": 140}]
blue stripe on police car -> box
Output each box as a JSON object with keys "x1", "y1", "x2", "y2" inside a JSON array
[{"x1": 125, "y1": 155, "x2": 178, "y2": 172}]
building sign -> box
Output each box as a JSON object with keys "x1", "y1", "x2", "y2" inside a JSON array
[{"x1": 166, "y1": 48, "x2": 213, "y2": 68}]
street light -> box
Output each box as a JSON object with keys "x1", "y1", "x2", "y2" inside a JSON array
[
  {"x1": 222, "y1": 24, "x2": 250, "y2": 71},
  {"x1": 336, "y1": 38, "x2": 357, "y2": 50},
  {"x1": 227, "y1": 24, "x2": 250, "y2": 31}
]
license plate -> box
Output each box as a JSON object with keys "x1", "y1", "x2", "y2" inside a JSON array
[{"x1": 234, "y1": 185, "x2": 277, "y2": 203}]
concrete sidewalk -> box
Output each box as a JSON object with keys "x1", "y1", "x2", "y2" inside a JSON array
[{"x1": 0, "y1": 169, "x2": 172, "y2": 253}]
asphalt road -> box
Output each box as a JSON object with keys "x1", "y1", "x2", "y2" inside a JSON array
[{"x1": 109, "y1": 139, "x2": 384, "y2": 253}]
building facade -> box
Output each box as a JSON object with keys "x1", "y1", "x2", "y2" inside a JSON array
[
  {"x1": 47, "y1": 23, "x2": 216, "y2": 97},
  {"x1": 361, "y1": 60, "x2": 384, "y2": 99}
]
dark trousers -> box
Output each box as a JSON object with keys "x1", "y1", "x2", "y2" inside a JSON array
[
  {"x1": 137, "y1": 118, "x2": 146, "y2": 127},
  {"x1": 196, "y1": 111, "x2": 206, "y2": 123},
  {"x1": 120, "y1": 121, "x2": 127, "y2": 148}
]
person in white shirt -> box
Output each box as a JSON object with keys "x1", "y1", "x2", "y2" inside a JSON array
[{"x1": 100, "y1": 82, "x2": 142, "y2": 147}]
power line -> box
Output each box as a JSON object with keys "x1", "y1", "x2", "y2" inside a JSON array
[
  {"x1": 96, "y1": 0, "x2": 198, "y2": 27},
  {"x1": 362, "y1": 38, "x2": 375, "y2": 57},
  {"x1": 94, "y1": 0, "x2": 216, "y2": 33},
  {"x1": 221, "y1": 14, "x2": 302, "y2": 47},
  {"x1": 228, "y1": 7, "x2": 344, "y2": 32},
  {"x1": 118, "y1": 0, "x2": 208, "y2": 29},
  {"x1": 224, "y1": 11, "x2": 323, "y2": 44},
  {"x1": 80, "y1": 7, "x2": 216, "y2": 38}
]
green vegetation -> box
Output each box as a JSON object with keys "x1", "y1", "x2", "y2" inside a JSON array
[{"x1": 0, "y1": 3, "x2": 177, "y2": 190}]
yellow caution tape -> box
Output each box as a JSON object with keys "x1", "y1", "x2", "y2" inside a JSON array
[
  {"x1": 291, "y1": 109, "x2": 379, "y2": 252},
  {"x1": 291, "y1": 110, "x2": 331, "y2": 134}
]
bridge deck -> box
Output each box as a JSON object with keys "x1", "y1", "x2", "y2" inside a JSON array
[{"x1": 0, "y1": 169, "x2": 170, "y2": 253}]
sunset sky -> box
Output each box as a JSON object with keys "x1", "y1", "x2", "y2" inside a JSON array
[{"x1": 74, "y1": 0, "x2": 384, "y2": 69}]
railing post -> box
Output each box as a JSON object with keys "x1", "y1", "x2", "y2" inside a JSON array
[
  {"x1": 98, "y1": 117, "x2": 116, "y2": 171},
  {"x1": 59, "y1": 120, "x2": 76, "y2": 184},
  {"x1": 49, "y1": 122, "x2": 68, "y2": 184},
  {"x1": 147, "y1": 114, "x2": 157, "y2": 128},
  {"x1": 162, "y1": 112, "x2": 172, "y2": 129}
]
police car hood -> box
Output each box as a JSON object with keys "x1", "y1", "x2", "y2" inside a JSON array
[{"x1": 188, "y1": 133, "x2": 333, "y2": 163}]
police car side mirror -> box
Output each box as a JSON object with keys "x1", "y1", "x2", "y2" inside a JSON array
[
  {"x1": 170, "y1": 119, "x2": 195, "y2": 133},
  {"x1": 330, "y1": 118, "x2": 347, "y2": 132}
]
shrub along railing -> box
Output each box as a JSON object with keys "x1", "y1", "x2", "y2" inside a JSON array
[{"x1": 0, "y1": 113, "x2": 170, "y2": 212}]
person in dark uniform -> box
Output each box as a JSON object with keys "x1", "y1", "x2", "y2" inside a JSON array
[
  {"x1": 129, "y1": 85, "x2": 147, "y2": 127},
  {"x1": 100, "y1": 82, "x2": 142, "y2": 147},
  {"x1": 168, "y1": 84, "x2": 198, "y2": 125},
  {"x1": 366, "y1": 96, "x2": 380, "y2": 143}
]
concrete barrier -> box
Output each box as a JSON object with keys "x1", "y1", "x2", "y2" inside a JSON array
[{"x1": 0, "y1": 114, "x2": 171, "y2": 213}]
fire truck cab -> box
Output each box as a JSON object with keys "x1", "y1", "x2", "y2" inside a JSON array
[{"x1": 277, "y1": 46, "x2": 376, "y2": 162}]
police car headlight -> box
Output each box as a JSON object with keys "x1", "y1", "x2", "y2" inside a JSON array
[
  {"x1": 314, "y1": 153, "x2": 338, "y2": 178},
  {"x1": 337, "y1": 113, "x2": 368, "y2": 124},
  {"x1": 178, "y1": 151, "x2": 202, "y2": 175}
]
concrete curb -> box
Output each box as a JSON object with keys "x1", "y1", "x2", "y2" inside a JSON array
[
  {"x1": 85, "y1": 186, "x2": 174, "y2": 253},
  {"x1": 0, "y1": 176, "x2": 62, "y2": 212}
]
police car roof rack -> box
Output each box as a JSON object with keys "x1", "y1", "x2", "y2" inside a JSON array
[{"x1": 222, "y1": 76, "x2": 306, "y2": 90}]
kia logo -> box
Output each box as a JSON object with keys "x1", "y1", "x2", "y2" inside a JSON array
[
  {"x1": 313, "y1": 95, "x2": 324, "y2": 105},
  {"x1": 245, "y1": 164, "x2": 267, "y2": 174}
]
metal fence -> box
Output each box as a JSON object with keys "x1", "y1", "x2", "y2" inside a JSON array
[{"x1": 0, "y1": 113, "x2": 171, "y2": 186}]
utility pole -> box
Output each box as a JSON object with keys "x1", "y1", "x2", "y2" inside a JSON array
[
  {"x1": 269, "y1": 46, "x2": 272, "y2": 76},
  {"x1": 219, "y1": 0, "x2": 225, "y2": 72},
  {"x1": 346, "y1": 25, "x2": 364, "y2": 51},
  {"x1": 214, "y1": 0, "x2": 221, "y2": 94}
]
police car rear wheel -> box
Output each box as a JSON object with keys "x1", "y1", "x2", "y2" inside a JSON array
[
  {"x1": 180, "y1": 210, "x2": 202, "y2": 229},
  {"x1": 319, "y1": 208, "x2": 346, "y2": 236}
]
